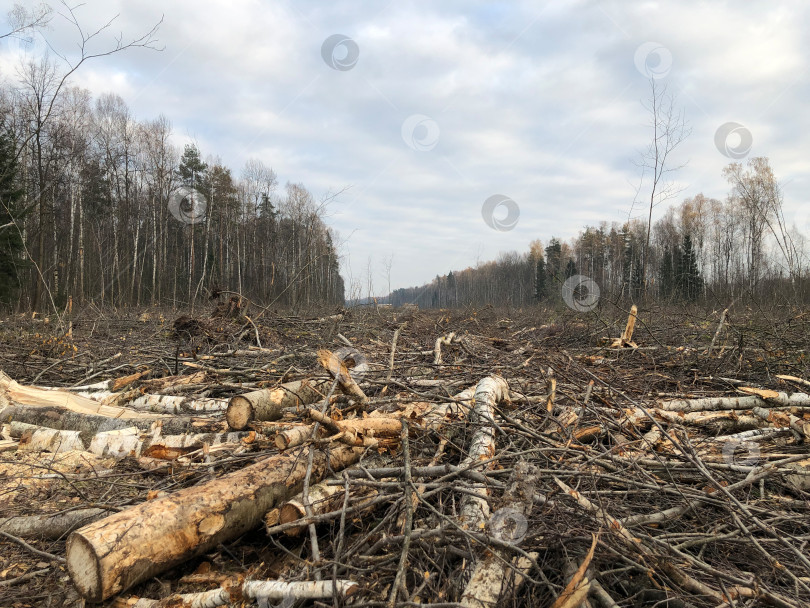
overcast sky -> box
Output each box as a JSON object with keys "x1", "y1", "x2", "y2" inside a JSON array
[{"x1": 2, "y1": 1, "x2": 808, "y2": 296}]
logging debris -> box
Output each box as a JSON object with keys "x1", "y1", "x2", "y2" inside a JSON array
[{"x1": 1, "y1": 305, "x2": 810, "y2": 607}]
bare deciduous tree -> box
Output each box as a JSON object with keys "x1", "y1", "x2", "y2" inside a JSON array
[{"x1": 634, "y1": 78, "x2": 690, "y2": 298}]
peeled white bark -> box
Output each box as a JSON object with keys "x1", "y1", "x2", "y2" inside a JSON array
[
  {"x1": 119, "y1": 579, "x2": 358, "y2": 608},
  {"x1": 458, "y1": 376, "x2": 509, "y2": 529},
  {"x1": 460, "y1": 460, "x2": 539, "y2": 608},
  {"x1": 244, "y1": 579, "x2": 358, "y2": 601},
  {"x1": 660, "y1": 392, "x2": 810, "y2": 413},
  {"x1": 434, "y1": 332, "x2": 458, "y2": 365}
]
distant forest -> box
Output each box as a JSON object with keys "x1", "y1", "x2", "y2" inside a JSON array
[
  {"x1": 0, "y1": 76, "x2": 344, "y2": 311},
  {"x1": 1, "y1": 8, "x2": 808, "y2": 314},
  {"x1": 392, "y1": 158, "x2": 810, "y2": 309}
]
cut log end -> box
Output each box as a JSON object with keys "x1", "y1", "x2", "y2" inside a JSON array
[
  {"x1": 66, "y1": 532, "x2": 103, "y2": 603},
  {"x1": 226, "y1": 396, "x2": 254, "y2": 430},
  {"x1": 279, "y1": 501, "x2": 307, "y2": 536}
]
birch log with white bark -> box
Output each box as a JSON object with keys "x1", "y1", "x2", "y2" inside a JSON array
[
  {"x1": 66, "y1": 443, "x2": 363, "y2": 601},
  {"x1": 119, "y1": 579, "x2": 358, "y2": 608},
  {"x1": 0, "y1": 403, "x2": 220, "y2": 444},
  {"x1": 434, "y1": 332, "x2": 458, "y2": 365},
  {"x1": 122, "y1": 393, "x2": 228, "y2": 414},
  {"x1": 458, "y1": 375, "x2": 509, "y2": 530},
  {"x1": 660, "y1": 391, "x2": 810, "y2": 413},
  {"x1": 460, "y1": 460, "x2": 539, "y2": 608}
]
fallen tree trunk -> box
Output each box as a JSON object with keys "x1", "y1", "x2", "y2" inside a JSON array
[
  {"x1": 12, "y1": 423, "x2": 85, "y2": 453},
  {"x1": 66, "y1": 443, "x2": 363, "y2": 601},
  {"x1": 120, "y1": 393, "x2": 228, "y2": 414},
  {"x1": 318, "y1": 349, "x2": 368, "y2": 405},
  {"x1": 243, "y1": 579, "x2": 358, "y2": 602},
  {"x1": 459, "y1": 375, "x2": 509, "y2": 529},
  {"x1": 226, "y1": 378, "x2": 332, "y2": 430},
  {"x1": 0, "y1": 508, "x2": 108, "y2": 539},
  {"x1": 0, "y1": 403, "x2": 220, "y2": 445},
  {"x1": 0, "y1": 370, "x2": 161, "y2": 420},
  {"x1": 9, "y1": 420, "x2": 248, "y2": 460},
  {"x1": 461, "y1": 460, "x2": 539, "y2": 607},
  {"x1": 121, "y1": 579, "x2": 358, "y2": 608},
  {"x1": 660, "y1": 391, "x2": 810, "y2": 413},
  {"x1": 272, "y1": 477, "x2": 378, "y2": 536}
]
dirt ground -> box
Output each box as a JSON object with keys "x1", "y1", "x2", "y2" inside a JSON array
[{"x1": 1, "y1": 301, "x2": 809, "y2": 607}]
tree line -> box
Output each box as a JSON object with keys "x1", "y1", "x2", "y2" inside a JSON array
[
  {"x1": 0, "y1": 65, "x2": 344, "y2": 311},
  {"x1": 391, "y1": 157, "x2": 809, "y2": 309}
]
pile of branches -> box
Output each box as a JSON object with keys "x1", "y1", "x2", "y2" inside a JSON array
[{"x1": 1, "y1": 306, "x2": 810, "y2": 607}]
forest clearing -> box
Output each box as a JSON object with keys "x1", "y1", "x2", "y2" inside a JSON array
[
  {"x1": 1, "y1": 301, "x2": 809, "y2": 607},
  {"x1": 3, "y1": 2, "x2": 810, "y2": 607}
]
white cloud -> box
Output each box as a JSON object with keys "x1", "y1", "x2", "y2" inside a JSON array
[{"x1": 0, "y1": 0, "x2": 807, "y2": 293}]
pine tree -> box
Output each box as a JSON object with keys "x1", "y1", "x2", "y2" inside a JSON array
[
  {"x1": 0, "y1": 126, "x2": 25, "y2": 306},
  {"x1": 447, "y1": 271, "x2": 456, "y2": 307},
  {"x1": 659, "y1": 246, "x2": 674, "y2": 300},
  {"x1": 680, "y1": 234, "x2": 702, "y2": 301},
  {"x1": 544, "y1": 238, "x2": 562, "y2": 281},
  {"x1": 565, "y1": 258, "x2": 577, "y2": 278},
  {"x1": 534, "y1": 256, "x2": 546, "y2": 301},
  {"x1": 177, "y1": 144, "x2": 207, "y2": 188}
]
